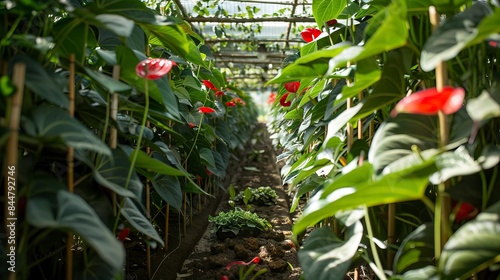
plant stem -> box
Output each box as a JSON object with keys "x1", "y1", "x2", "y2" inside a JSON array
[
  {"x1": 364, "y1": 206, "x2": 387, "y2": 280},
  {"x1": 112, "y1": 76, "x2": 150, "y2": 233}
]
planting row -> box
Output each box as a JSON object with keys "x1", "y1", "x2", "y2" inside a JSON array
[{"x1": 0, "y1": 1, "x2": 258, "y2": 279}]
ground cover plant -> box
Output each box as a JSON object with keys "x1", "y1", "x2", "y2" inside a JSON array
[
  {"x1": 0, "y1": 0, "x2": 258, "y2": 279},
  {"x1": 267, "y1": 0, "x2": 500, "y2": 279}
]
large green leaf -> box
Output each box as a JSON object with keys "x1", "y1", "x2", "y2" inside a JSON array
[
  {"x1": 94, "y1": 14, "x2": 134, "y2": 37},
  {"x1": 467, "y1": 8, "x2": 500, "y2": 47},
  {"x1": 319, "y1": 163, "x2": 374, "y2": 199},
  {"x1": 298, "y1": 222, "x2": 363, "y2": 280},
  {"x1": 121, "y1": 198, "x2": 164, "y2": 247},
  {"x1": 128, "y1": 148, "x2": 186, "y2": 176},
  {"x1": 438, "y1": 201, "x2": 500, "y2": 279},
  {"x1": 391, "y1": 266, "x2": 437, "y2": 280},
  {"x1": 368, "y1": 114, "x2": 438, "y2": 174},
  {"x1": 143, "y1": 23, "x2": 203, "y2": 65},
  {"x1": 86, "y1": 0, "x2": 157, "y2": 24},
  {"x1": 312, "y1": 0, "x2": 347, "y2": 28},
  {"x1": 73, "y1": 251, "x2": 117, "y2": 280},
  {"x1": 93, "y1": 149, "x2": 143, "y2": 202},
  {"x1": 393, "y1": 223, "x2": 435, "y2": 273},
  {"x1": 324, "y1": 102, "x2": 363, "y2": 142},
  {"x1": 27, "y1": 190, "x2": 125, "y2": 273},
  {"x1": 353, "y1": 48, "x2": 409, "y2": 120},
  {"x1": 52, "y1": 18, "x2": 97, "y2": 63},
  {"x1": 339, "y1": 57, "x2": 381, "y2": 101},
  {"x1": 151, "y1": 174, "x2": 182, "y2": 210},
  {"x1": 199, "y1": 147, "x2": 216, "y2": 168},
  {"x1": 84, "y1": 67, "x2": 132, "y2": 93},
  {"x1": 26, "y1": 106, "x2": 111, "y2": 156},
  {"x1": 429, "y1": 146, "x2": 481, "y2": 185},
  {"x1": 466, "y1": 88, "x2": 500, "y2": 122},
  {"x1": 326, "y1": 0, "x2": 408, "y2": 71},
  {"x1": 293, "y1": 160, "x2": 437, "y2": 236},
  {"x1": 10, "y1": 56, "x2": 69, "y2": 108},
  {"x1": 421, "y1": 2, "x2": 492, "y2": 72},
  {"x1": 266, "y1": 42, "x2": 352, "y2": 84}
]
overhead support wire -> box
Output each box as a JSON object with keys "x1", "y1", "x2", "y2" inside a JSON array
[
  {"x1": 184, "y1": 16, "x2": 314, "y2": 23},
  {"x1": 206, "y1": 38, "x2": 303, "y2": 43},
  {"x1": 224, "y1": 0, "x2": 311, "y2": 5}
]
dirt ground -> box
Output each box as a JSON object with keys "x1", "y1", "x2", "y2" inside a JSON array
[{"x1": 125, "y1": 123, "x2": 302, "y2": 280}]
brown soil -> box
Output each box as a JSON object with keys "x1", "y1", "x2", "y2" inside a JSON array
[{"x1": 125, "y1": 123, "x2": 302, "y2": 280}]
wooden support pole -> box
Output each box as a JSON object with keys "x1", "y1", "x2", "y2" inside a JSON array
[
  {"x1": 111, "y1": 65, "x2": 120, "y2": 216},
  {"x1": 429, "y1": 6, "x2": 452, "y2": 257},
  {"x1": 66, "y1": 54, "x2": 76, "y2": 280},
  {"x1": 5, "y1": 62, "x2": 26, "y2": 280}
]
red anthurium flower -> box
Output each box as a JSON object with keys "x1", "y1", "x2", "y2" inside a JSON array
[
  {"x1": 301, "y1": 27, "x2": 322, "y2": 42},
  {"x1": 326, "y1": 19, "x2": 338, "y2": 26},
  {"x1": 220, "y1": 276, "x2": 230, "y2": 280},
  {"x1": 453, "y1": 201, "x2": 478, "y2": 224},
  {"x1": 206, "y1": 168, "x2": 212, "y2": 176},
  {"x1": 391, "y1": 86, "x2": 465, "y2": 117},
  {"x1": 215, "y1": 91, "x2": 225, "y2": 96},
  {"x1": 268, "y1": 92, "x2": 277, "y2": 104},
  {"x1": 233, "y1": 98, "x2": 246, "y2": 106},
  {"x1": 280, "y1": 93, "x2": 292, "y2": 107},
  {"x1": 284, "y1": 81, "x2": 300, "y2": 93},
  {"x1": 199, "y1": 106, "x2": 216, "y2": 114},
  {"x1": 226, "y1": 101, "x2": 237, "y2": 107},
  {"x1": 202, "y1": 80, "x2": 218, "y2": 91},
  {"x1": 135, "y1": 58, "x2": 176, "y2": 80},
  {"x1": 117, "y1": 227, "x2": 130, "y2": 241},
  {"x1": 225, "y1": 256, "x2": 260, "y2": 270},
  {"x1": 188, "y1": 122, "x2": 197, "y2": 128}
]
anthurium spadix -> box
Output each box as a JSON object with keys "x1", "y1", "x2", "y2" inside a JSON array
[{"x1": 391, "y1": 86, "x2": 465, "y2": 117}]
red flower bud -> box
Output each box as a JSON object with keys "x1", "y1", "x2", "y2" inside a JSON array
[
  {"x1": 454, "y1": 201, "x2": 478, "y2": 224},
  {"x1": 135, "y1": 58, "x2": 176, "y2": 80},
  {"x1": 326, "y1": 19, "x2": 338, "y2": 26},
  {"x1": 118, "y1": 227, "x2": 130, "y2": 241},
  {"x1": 225, "y1": 101, "x2": 237, "y2": 107},
  {"x1": 301, "y1": 27, "x2": 322, "y2": 42},
  {"x1": 391, "y1": 86, "x2": 465, "y2": 117},
  {"x1": 188, "y1": 122, "x2": 197, "y2": 128},
  {"x1": 215, "y1": 91, "x2": 225, "y2": 96}
]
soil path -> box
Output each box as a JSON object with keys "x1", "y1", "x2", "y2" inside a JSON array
[{"x1": 144, "y1": 122, "x2": 301, "y2": 280}]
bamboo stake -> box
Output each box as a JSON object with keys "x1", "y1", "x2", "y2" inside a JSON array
[
  {"x1": 66, "y1": 54, "x2": 76, "y2": 280},
  {"x1": 165, "y1": 203, "x2": 170, "y2": 252},
  {"x1": 145, "y1": 122, "x2": 151, "y2": 279},
  {"x1": 357, "y1": 92, "x2": 364, "y2": 140},
  {"x1": 346, "y1": 63, "x2": 354, "y2": 152},
  {"x1": 110, "y1": 65, "x2": 120, "y2": 216},
  {"x1": 190, "y1": 193, "x2": 193, "y2": 225},
  {"x1": 429, "y1": 6, "x2": 452, "y2": 255},
  {"x1": 387, "y1": 204, "x2": 395, "y2": 269},
  {"x1": 183, "y1": 193, "x2": 187, "y2": 234},
  {"x1": 5, "y1": 62, "x2": 26, "y2": 280}
]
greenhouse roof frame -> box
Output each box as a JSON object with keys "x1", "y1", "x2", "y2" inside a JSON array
[{"x1": 171, "y1": 0, "x2": 316, "y2": 88}]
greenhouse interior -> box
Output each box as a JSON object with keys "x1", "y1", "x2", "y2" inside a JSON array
[{"x1": 1, "y1": 0, "x2": 499, "y2": 279}]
